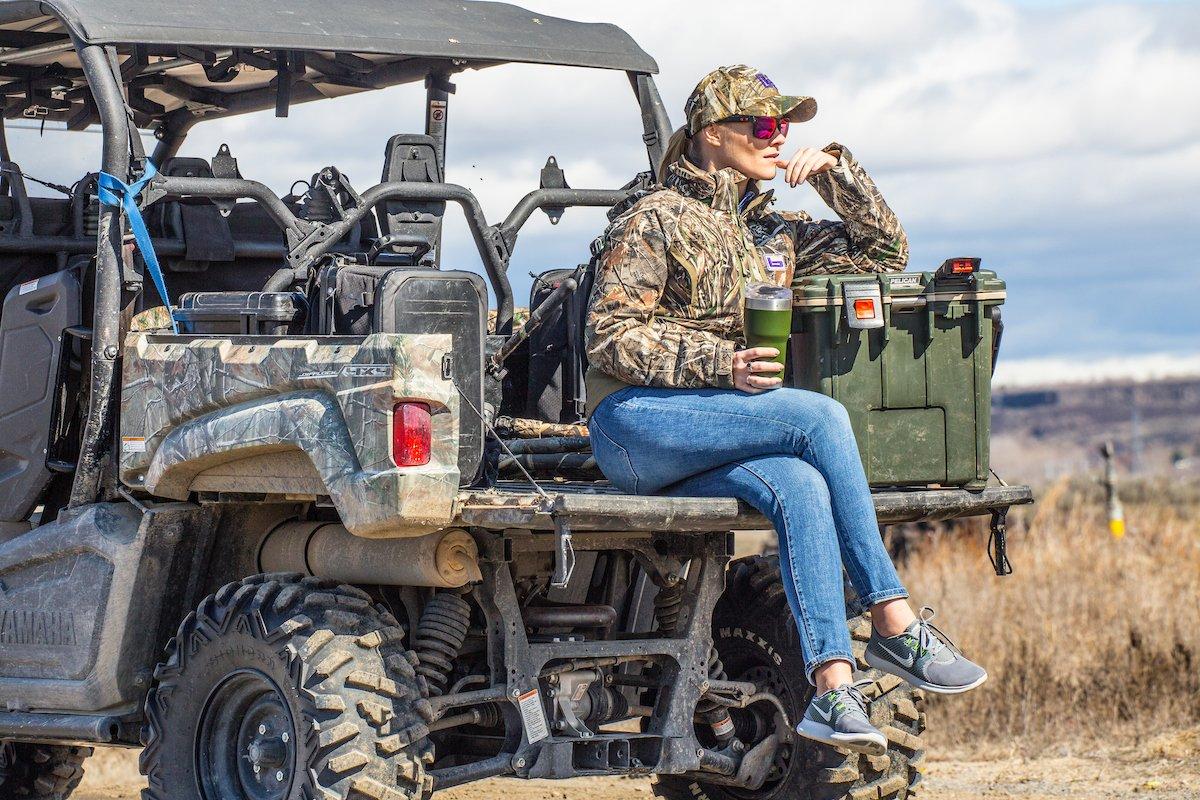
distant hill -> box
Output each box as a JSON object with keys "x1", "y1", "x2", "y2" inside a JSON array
[{"x1": 990, "y1": 371, "x2": 1200, "y2": 483}]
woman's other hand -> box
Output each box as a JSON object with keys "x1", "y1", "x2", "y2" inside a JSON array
[
  {"x1": 775, "y1": 147, "x2": 837, "y2": 187},
  {"x1": 733, "y1": 348, "x2": 783, "y2": 393}
]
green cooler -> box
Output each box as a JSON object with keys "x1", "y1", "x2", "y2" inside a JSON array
[{"x1": 788, "y1": 262, "x2": 1006, "y2": 490}]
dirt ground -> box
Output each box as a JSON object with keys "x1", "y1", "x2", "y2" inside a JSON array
[{"x1": 71, "y1": 737, "x2": 1200, "y2": 800}]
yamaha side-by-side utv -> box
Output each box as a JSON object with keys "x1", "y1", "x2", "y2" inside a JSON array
[{"x1": 0, "y1": 2, "x2": 1031, "y2": 799}]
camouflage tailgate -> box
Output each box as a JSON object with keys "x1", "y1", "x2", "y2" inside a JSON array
[{"x1": 120, "y1": 333, "x2": 459, "y2": 537}]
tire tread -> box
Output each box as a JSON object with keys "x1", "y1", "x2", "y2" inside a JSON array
[
  {"x1": 653, "y1": 554, "x2": 927, "y2": 800},
  {"x1": 139, "y1": 573, "x2": 429, "y2": 800}
]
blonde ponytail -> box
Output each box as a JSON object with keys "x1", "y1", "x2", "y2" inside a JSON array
[{"x1": 657, "y1": 126, "x2": 690, "y2": 180}]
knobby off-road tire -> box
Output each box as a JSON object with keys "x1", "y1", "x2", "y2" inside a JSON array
[
  {"x1": 654, "y1": 555, "x2": 927, "y2": 800},
  {"x1": 140, "y1": 574, "x2": 434, "y2": 800},
  {"x1": 0, "y1": 742, "x2": 91, "y2": 799}
]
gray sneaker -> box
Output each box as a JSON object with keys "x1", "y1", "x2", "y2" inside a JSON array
[
  {"x1": 865, "y1": 607, "x2": 987, "y2": 694},
  {"x1": 794, "y1": 681, "x2": 887, "y2": 756}
]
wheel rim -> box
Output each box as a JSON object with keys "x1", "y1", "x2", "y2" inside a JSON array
[
  {"x1": 197, "y1": 669, "x2": 297, "y2": 800},
  {"x1": 722, "y1": 658, "x2": 810, "y2": 800}
]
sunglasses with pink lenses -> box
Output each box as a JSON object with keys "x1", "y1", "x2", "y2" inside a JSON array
[{"x1": 721, "y1": 114, "x2": 790, "y2": 140}]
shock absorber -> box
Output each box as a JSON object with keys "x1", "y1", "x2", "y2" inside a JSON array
[
  {"x1": 654, "y1": 584, "x2": 735, "y2": 744},
  {"x1": 412, "y1": 592, "x2": 471, "y2": 697},
  {"x1": 653, "y1": 583, "x2": 684, "y2": 634},
  {"x1": 696, "y1": 647, "x2": 736, "y2": 746}
]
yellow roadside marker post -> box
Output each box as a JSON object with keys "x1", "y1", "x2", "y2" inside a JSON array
[{"x1": 1101, "y1": 441, "x2": 1125, "y2": 539}]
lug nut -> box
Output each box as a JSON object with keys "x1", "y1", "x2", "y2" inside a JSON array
[
  {"x1": 258, "y1": 724, "x2": 267, "y2": 735},
  {"x1": 276, "y1": 771, "x2": 284, "y2": 782},
  {"x1": 281, "y1": 732, "x2": 289, "y2": 743}
]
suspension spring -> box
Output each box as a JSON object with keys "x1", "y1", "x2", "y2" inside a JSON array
[
  {"x1": 706, "y1": 646, "x2": 728, "y2": 685},
  {"x1": 654, "y1": 584, "x2": 734, "y2": 742},
  {"x1": 696, "y1": 629, "x2": 735, "y2": 743},
  {"x1": 413, "y1": 592, "x2": 472, "y2": 697},
  {"x1": 653, "y1": 584, "x2": 684, "y2": 635}
]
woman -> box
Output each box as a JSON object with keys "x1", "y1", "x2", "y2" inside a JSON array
[{"x1": 584, "y1": 65, "x2": 986, "y2": 756}]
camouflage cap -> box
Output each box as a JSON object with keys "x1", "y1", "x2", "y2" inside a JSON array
[{"x1": 684, "y1": 65, "x2": 817, "y2": 136}]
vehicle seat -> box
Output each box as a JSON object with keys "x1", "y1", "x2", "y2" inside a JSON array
[
  {"x1": 146, "y1": 157, "x2": 235, "y2": 271},
  {"x1": 376, "y1": 134, "x2": 443, "y2": 266},
  {"x1": 525, "y1": 263, "x2": 594, "y2": 424}
]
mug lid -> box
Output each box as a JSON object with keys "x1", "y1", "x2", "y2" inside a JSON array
[{"x1": 745, "y1": 282, "x2": 792, "y2": 311}]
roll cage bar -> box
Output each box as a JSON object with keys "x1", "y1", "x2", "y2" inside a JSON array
[{"x1": 35, "y1": 29, "x2": 671, "y2": 509}]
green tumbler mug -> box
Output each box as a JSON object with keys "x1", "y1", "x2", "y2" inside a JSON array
[{"x1": 744, "y1": 283, "x2": 793, "y2": 371}]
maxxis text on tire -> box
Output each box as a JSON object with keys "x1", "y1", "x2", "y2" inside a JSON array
[
  {"x1": 139, "y1": 573, "x2": 434, "y2": 800},
  {"x1": 653, "y1": 554, "x2": 927, "y2": 800},
  {"x1": 0, "y1": 742, "x2": 91, "y2": 799}
]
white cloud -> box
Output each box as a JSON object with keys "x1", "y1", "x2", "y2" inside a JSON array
[
  {"x1": 2, "y1": 0, "x2": 1194, "y2": 354},
  {"x1": 12, "y1": 0, "x2": 1193, "y2": 231}
]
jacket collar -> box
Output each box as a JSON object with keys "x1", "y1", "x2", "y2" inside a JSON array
[{"x1": 664, "y1": 157, "x2": 775, "y2": 218}]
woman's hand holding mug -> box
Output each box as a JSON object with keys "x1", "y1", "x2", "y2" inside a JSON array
[{"x1": 733, "y1": 347, "x2": 783, "y2": 393}]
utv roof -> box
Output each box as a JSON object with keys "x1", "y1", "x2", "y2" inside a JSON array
[
  {"x1": 0, "y1": 0, "x2": 656, "y2": 128},
  {"x1": 0, "y1": 0, "x2": 658, "y2": 73}
]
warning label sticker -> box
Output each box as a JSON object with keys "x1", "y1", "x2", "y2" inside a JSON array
[
  {"x1": 122, "y1": 437, "x2": 146, "y2": 453},
  {"x1": 517, "y1": 687, "x2": 549, "y2": 743},
  {"x1": 18, "y1": 279, "x2": 38, "y2": 295}
]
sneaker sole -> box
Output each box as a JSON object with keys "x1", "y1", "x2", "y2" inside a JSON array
[
  {"x1": 795, "y1": 719, "x2": 887, "y2": 756},
  {"x1": 864, "y1": 649, "x2": 988, "y2": 695}
]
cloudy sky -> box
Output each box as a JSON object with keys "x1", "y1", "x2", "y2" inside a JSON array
[{"x1": 10, "y1": 0, "x2": 1198, "y2": 366}]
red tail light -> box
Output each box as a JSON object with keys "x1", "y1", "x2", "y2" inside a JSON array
[
  {"x1": 938, "y1": 257, "x2": 981, "y2": 277},
  {"x1": 392, "y1": 402, "x2": 432, "y2": 467}
]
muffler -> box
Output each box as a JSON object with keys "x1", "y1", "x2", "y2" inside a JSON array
[{"x1": 259, "y1": 521, "x2": 482, "y2": 588}]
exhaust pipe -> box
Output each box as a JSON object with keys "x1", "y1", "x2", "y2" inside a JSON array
[{"x1": 259, "y1": 521, "x2": 482, "y2": 588}]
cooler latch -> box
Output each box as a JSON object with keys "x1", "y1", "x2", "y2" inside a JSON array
[{"x1": 843, "y1": 282, "x2": 884, "y2": 330}]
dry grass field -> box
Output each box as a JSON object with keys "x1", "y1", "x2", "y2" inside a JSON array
[
  {"x1": 71, "y1": 479, "x2": 1200, "y2": 798},
  {"x1": 903, "y1": 477, "x2": 1200, "y2": 755}
]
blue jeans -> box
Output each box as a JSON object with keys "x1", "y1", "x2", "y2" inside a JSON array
[{"x1": 588, "y1": 385, "x2": 908, "y2": 683}]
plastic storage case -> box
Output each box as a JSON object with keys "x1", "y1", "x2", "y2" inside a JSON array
[
  {"x1": 789, "y1": 269, "x2": 1006, "y2": 489},
  {"x1": 175, "y1": 291, "x2": 306, "y2": 335},
  {"x1": 313, "y1": 261, "x2": 487, "y2": 485}
]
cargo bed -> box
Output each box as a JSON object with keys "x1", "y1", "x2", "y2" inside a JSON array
[{"x1": 456, "y1": 482, "x2": 1033, "y2": 531}]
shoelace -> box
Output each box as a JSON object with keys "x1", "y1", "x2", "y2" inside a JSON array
[
  {"x1": 913, "y1": 606, "x2": 963, "y2": 660},
  {"x1": 828, "y1": 680, "x2": 873, "y2": 720}
]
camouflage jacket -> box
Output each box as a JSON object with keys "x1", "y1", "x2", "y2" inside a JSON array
[{"x1": 584, "y1": 143, "x2": 907, "y2": 409}]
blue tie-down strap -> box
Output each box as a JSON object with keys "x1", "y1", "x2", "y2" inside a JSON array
[{"x1": 98, "y1": 161, "x2": 180, "y2": 334}]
